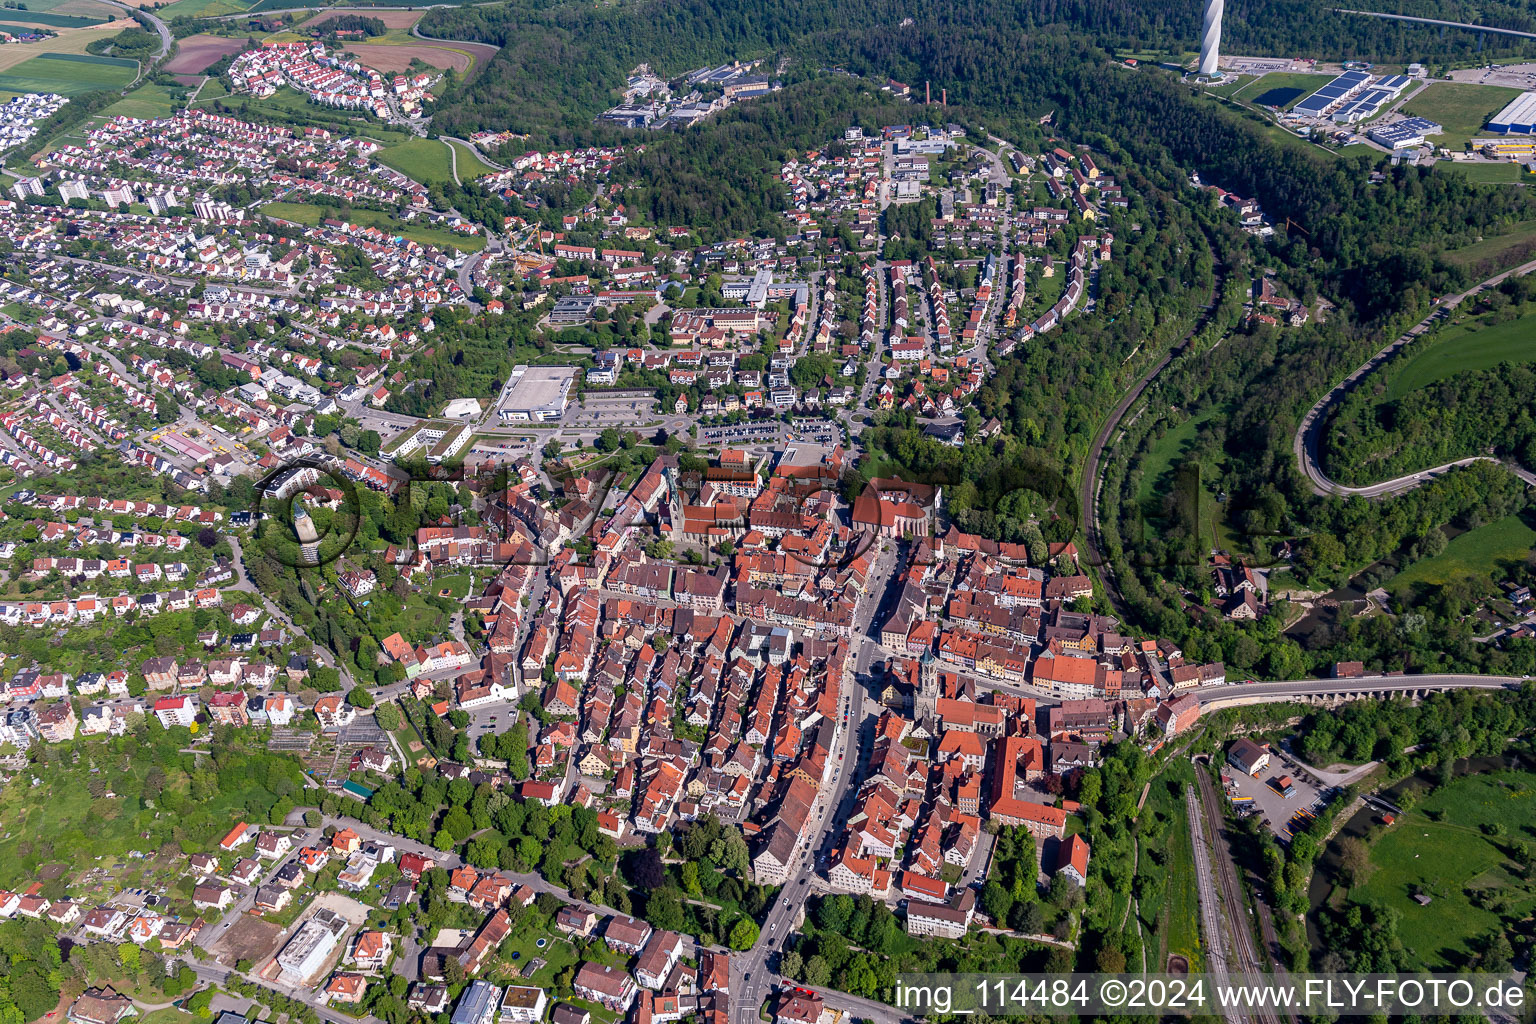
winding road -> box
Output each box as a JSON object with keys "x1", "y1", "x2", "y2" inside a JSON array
[
  {"x1": 96, "y1": 0, "x2": 171, "y2": 83},
  {"x1": 1294, "y1": 256, "x2": 1536, "y2": 498}
]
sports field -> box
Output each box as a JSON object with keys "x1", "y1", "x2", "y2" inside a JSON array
[
  {"x1": 1392, "y1": 513, "x2": 1536, "y2": 588},
  {"x1": 1349, "y1": 769, "x2": 1536, "y2": 968},
  {"x1": 1439, "y1": 161, "x2": 1530, "y2": 184},
  {"x1": 1388, "y1": 311, "x2": 1536, "y2": 399},
  {"x1": 0, "y1": 49, "x2": 135, "y2": 93},
  {"x1": 1401, "y1": 82, "x2": 1524, "y2": 149}
]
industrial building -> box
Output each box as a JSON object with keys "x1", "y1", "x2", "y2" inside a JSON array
[
  {"x1": 276, "y1": 908, "x2": 350, "y2": 984},
  {"x1": 1292, "y1": 70, "x2": 1372, "y2": 118},
  {"x1": 1476, "y1": 137, "x2": 1536, "y2": 158},
  {"x1": 1369, "y1": 117, "x2": 1441, "y2": 149},
  {"x1": 495, "y1": 365, "x2": 578, "y2": 423},
  {"x1": 1332, "y1": 88, "x2": 1392, "y2": 123},
  {"x1": 1330, "y1": 74, "x2": 1413, "y2": 123},
  {"x1": 1487, "y1": 91, "x2": 1536, "y2": 134}
]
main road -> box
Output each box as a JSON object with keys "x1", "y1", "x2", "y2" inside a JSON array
[
  {"x1": 1333, "y1": 7, "x2": 1536, "y2": 39},
  {"x1": 1193, "y1": 672, "x2": 1524, "y2": 709},
  {"x1": 97, "y1": 0, "x2": 171, "y2": 69},
  {"x1": 730, "y1": 541, "x2": 904, "y2": 1024},
  {"x1": 1294, "y1": 256, "x2": 1536, "y2": 498}
]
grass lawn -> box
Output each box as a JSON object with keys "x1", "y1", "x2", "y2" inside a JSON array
[
  {"x1": 101, "y1": 82, "x2": 184, "y2": 119},
  {"x1": 1136, "y1": 768, "x2": 1201, "y2": 972},
  {"x1": 0, "y1": 50, "x2": 135, "y2": 93},
  {"x1": 492, "y1": 917, "x2": 578, "y2": 986},
  {"x1": 1234, "y1": 71, "x2": 1327, "y2": 110},
  {"x1": 1204, "y1": 74, "x2": 1253, "y2": 99},
  {"x1": 446, "y1": 138, "x2": 496, "y2": 179},
  {"x1": 430, "y1": 572, "x2": 473, "y2": 600},
  {"x1": 377, "y1": 137, "x2": 456, "y2": 183},
  {"x1": 1135, "y1": 408, "x2": 1218, "y2": 511},
  {"x1": 1134, "y1": 407, "x2": 1237, "y2": 554},
  {"x1": 1349, "y1": 769, "x2": 1536, "y2": 968},
  {"x1": 262, "y1": 200, "x2": 484, "y2": 253},
  {"x1": 140, "y1": 1009, "x2": 201, "y2": 1024},
  {"x1": 1438, "y1": 160, "x2": 1532, "y2": 184},
  {"x1": 358, "y1": 589, "x2": 450, "y2": 644},
  {"x1": 1402, "y1": 82, "x2": 1524, "y2": 150},
  {"x1": 1387, "y1": 309, "x2": 1536, "y2": 399},
  {"x1": 1392, "y1": 512, "x2": 1536, "y2": 588},
  {"x1": 1444, "y1": 218, "x2": 1536, "y2": 271}
]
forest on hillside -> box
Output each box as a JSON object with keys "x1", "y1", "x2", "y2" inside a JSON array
[
  {"x1": 424, "y1": 0, "x2": 1536, "y2": 142},
  {"x1": 1322, "y1": 360, "x2": 1536, "y2": 484}
]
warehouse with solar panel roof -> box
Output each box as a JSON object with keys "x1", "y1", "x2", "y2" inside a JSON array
[{"x1": 1487, "y1": 92, "x2": 1536, "y2": 134}]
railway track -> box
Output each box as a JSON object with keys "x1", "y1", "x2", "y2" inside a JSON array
[{"x1": 1193, "y1": 770, "x2": 1289, "y2": 1024}]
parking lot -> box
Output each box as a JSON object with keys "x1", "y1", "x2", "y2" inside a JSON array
[
  {"x1": 567, "y1": 393, "x2": 659, "y2": 425},
  {"x1": 698, "y1": 421, "x2": 784, "y2": 445},
  {"x1": 465, "y1": 701, "x2": 517, "y2": 742},
  {"x1": 1223, "y1": 759, "x2": 1329, "y2": 840}
]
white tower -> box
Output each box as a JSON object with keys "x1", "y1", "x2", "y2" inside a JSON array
[{"x1": 1199, "y1": 0, "x2": 1223, "y2": 76}]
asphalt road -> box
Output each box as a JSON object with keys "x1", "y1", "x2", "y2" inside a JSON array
[
  {"x1": 730, "y1": 541, "x2": 902, "y2": 1024},
  {"x1": 1333, "y1": 7, "x2": 1536, "y2": 39},
  {"x1": 1294, "y1": 256, "x2": 1536, "y2": 498},
  {"x1": 1193, "y1": 672, "x2": 1524, "y2": 706},
  {"x1": 96, "y1": 0, "x2": 171, "y2": 69}
]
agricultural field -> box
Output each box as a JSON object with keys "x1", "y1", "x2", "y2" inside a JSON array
[
  {"x1": 1391, "y1": 513, "x2": 1536, "y2": 589},
  {"x1": 1401, "y1": 82, "x2": 1524, "y2": 150},
  {"x1": 0, "y1": 18, "x2": 129, "y2": 72},
  {"x1": 0, "y1": 49, "x2": 135, "y2": 93},
  {"x1": 0, "y1": 0, "x2": 113, "y2": 17},
  {"x1": 0, "y1": 10, "x2": 105, "y2": 26},
  {"x1": 1349, "y1": 768, "x2": 1536, "y2": 969},
  {"x1": 338, "y1": 36, "x2": 493, "y2": 74},
  {"x1": 162, "y1": 32, "x2": 244, "y2": 74},
  {"x1": 263, "y1": 199, "x2": 485, "y2": 252},
  {"x1": 155, "y1": 0, "x2": 252, "y2": 18},
  {"x1": 1387, "y1": 308, "x2": 1536, "y2": 400}
]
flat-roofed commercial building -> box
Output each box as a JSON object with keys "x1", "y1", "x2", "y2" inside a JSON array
[
  {"x1": 276, "y1": 908, "x2": 350, "y2": 984},
  {"x1": 495, "y1": 365, "x2": 578, "y2": 422},
  {"x1": 1488, "y1": 91, "x2": 1536, "y2": 133}
]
